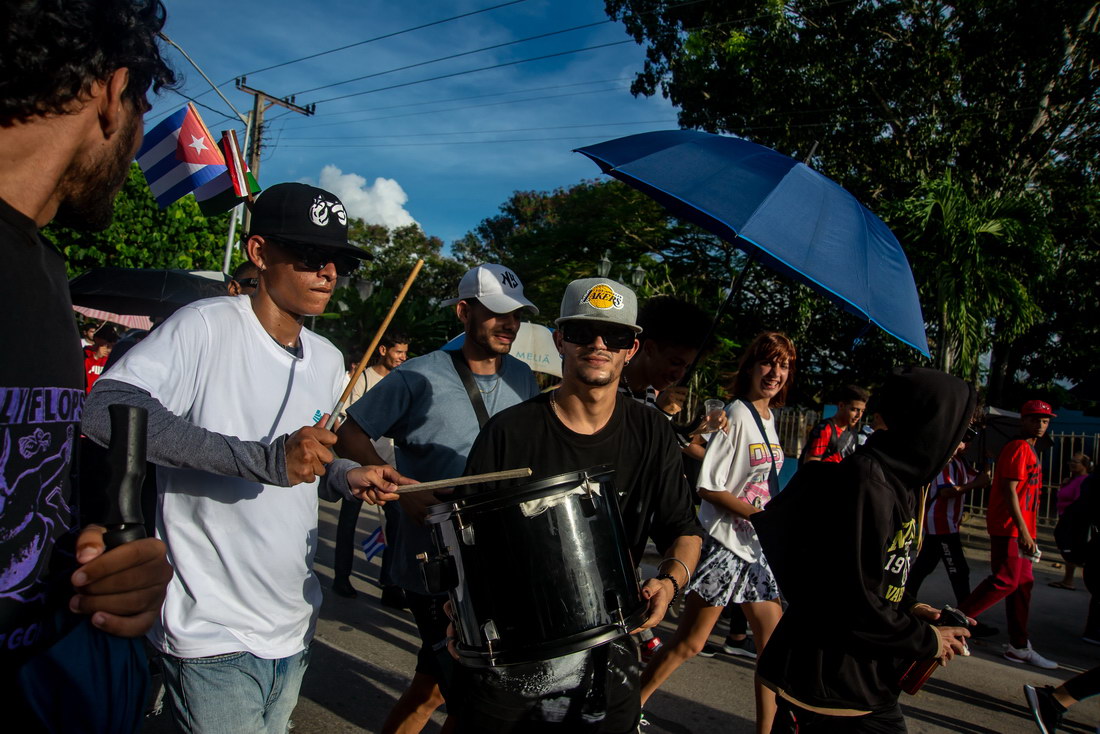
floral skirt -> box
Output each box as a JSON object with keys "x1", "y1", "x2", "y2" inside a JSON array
[{"x1": 686, "y1": 534, "x2": 779, "y2": 606}]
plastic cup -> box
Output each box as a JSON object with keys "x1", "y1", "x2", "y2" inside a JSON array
[{"x1": 701, "y1": 399, "x2": 725, "y2": 433}]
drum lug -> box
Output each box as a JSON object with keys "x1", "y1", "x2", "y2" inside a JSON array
[
  {"x1": 417, "y1": 552, "x2": 459, "y2": 594},
  {"x1": 482, "y1": 620, "x2": 500, "y2": 666}
]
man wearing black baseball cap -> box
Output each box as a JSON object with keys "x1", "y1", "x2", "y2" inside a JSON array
[
  {"x1": 247, "y1": 181, "x2": 372, "y2": 281},
  {"x1": 84, "y1": 182, "x2": 405, "y2": 732}
]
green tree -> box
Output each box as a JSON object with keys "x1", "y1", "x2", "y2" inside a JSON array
[
  {"x1": 315, "y1": 220, "x2": 465, "y2": 360},
  {"x1": 606, "y1": 0, "x2": 1098, "y2": 201},
  {"x1": 44, "y1": 163, "x2": 233, "y2": 276},
  {"x1": 891, "y1": 174, "x2": 1050, "y2": 381},
  {"x1": 604, "y1": 0, "x2": 1100, "y2": 400}
]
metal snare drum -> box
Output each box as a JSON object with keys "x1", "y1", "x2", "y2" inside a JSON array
[{"x1": 421, "y1": 465, "x2": 646, "y2": 668}]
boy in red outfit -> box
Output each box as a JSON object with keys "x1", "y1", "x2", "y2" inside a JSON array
[{"x1": 960, "y1": 399, "x2": 1058, "y2": 669}]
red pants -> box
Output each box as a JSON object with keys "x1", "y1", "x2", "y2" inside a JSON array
[{"x1": 959, "y1": 535, "x2": 1033, "y2": 648}]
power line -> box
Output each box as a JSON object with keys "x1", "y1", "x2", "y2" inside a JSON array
[
  {"x1": 238, "y1": 0, "x2": 533, "y2": 79},
  {"x1": 280, "y1": 77, "x2": 631, "y2": 128},
  {"x1": 282, "y1": 119, "x2": 678, "y2": 142},
  {"x1": 290, "y1": 19, "x2": 611, "y2": 97},
  {"x1": 280, "y1": 133, "x2": 638, "y2": 149},
  {"x1": 301, "y1": 0, "x2": 855, "y2": 106},
  {"x1": 280, "y1": 83, "x2": 632, "y2": 131},
  {"x1": 278, "y1": 105, "x2": 1052, "y2": 150},
  {"x1": 152, "y1": 88, "x2": 240, "y2": 126},
  {"x1": 311, "y1": 39, "x2": 634, "y2": 104}
]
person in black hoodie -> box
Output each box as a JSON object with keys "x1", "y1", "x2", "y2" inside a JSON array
[{"x1": 752, "y1": 366, "x2": 975, "y2": 732}]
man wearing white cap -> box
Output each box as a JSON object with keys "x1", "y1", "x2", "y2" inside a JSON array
[{"x1": 337, "y1": 263, "x2": 541, "y2": 732}]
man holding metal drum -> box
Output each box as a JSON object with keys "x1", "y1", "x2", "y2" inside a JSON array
[
  {"x1": 448, "y1": 278, "x2": 704, "y2": 733},
  {"x1": 336, "y1": 263, "x2": 541, "y2": 733}
]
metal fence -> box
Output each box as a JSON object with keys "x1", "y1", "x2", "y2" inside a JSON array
[
  {"x1": 772, "y1": 406, "x2": 822, "y2": 459},
  {"x1": 962, "y1": 431, "x2": 1100, "y2": 531},
  {"x1": 769, "y1": 411, "x2": 1096, "y2": 534}
]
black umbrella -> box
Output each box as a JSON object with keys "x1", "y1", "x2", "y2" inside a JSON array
[{"x1": 69, "y1": 268, "x2": 230, "y2": 319}]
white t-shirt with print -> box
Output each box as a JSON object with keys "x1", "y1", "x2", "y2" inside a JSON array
[
  {"x1": 103, "y1": 295, "x2": 345, "y2": 659},
  {"x1": 696, "y1": 399, "x2": 784, "y2": 563}
]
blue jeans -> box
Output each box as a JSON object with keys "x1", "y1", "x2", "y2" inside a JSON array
[{"x1": 160, "y1": 646, "x2": 310, "y2": 734}]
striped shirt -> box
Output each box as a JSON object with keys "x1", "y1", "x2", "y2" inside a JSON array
[{"x1": 925, "y1": 457, "x2": 972, "y2": 535}]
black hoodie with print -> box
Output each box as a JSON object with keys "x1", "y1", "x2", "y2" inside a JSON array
[{"x1": 752, "y1": 367, "x2": 977, "y2": 714}]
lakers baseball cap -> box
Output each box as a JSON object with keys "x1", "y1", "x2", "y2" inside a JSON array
[
  {"x1": 441, "y1": 264, "x2": 538, "y2": 314},
  {"x1": 246, "y1": 183, "x2": 371, "y2": 260},
  {"x1": 555, "y1": 278, "x2": 641, "y2": 333},
  {"x1": 1020, "y1": 399, "x2": 1057, "y2": 418}
]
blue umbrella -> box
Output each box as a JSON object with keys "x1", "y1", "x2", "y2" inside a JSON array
[{"x1": 575, "y1": 130, "x2": 930, "y2": 357}]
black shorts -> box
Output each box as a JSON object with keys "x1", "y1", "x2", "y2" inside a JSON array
[{"x1": 405, "y1": 590, "x2": 454, "y2": 691}]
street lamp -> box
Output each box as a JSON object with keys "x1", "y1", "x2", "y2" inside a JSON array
[
  {"x1": 357, "y1": 280, "x2": 375, "y2": 300},
  {"x1": 597, "y1": 250, "x2": 612, "y2": 278},
  {"x1": 631, "y1": 263, "x2": 645, "y2": 288}
]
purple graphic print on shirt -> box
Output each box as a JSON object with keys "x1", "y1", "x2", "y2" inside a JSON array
[{"x1": 0, "y1": 387, "x2": 82, "y2": 604}]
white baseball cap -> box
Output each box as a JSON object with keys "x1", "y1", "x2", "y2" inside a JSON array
[{"x1": 441, "y1": 264, "x2": 539, "y2": 315}]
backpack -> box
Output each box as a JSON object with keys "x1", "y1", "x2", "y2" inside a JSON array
[{"x1": 799, "y1": 419, "x2": 855, "y2": 465}]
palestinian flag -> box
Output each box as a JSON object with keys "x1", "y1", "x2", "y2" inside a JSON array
[{"x1": 193, "y1": 166, "x2": 260, "y2": 217}]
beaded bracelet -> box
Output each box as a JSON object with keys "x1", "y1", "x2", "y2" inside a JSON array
[{"x1": 655, "y1": 572, "x2": 681, "y2": 606}]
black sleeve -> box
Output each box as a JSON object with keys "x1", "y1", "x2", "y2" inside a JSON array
[{"x1": 646, "y1": 415, "x2": 704, "y2": 555}]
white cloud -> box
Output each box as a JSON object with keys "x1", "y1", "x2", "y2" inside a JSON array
[{"x1": 315, "y1": 165, "x2": 418, "y2": 231}]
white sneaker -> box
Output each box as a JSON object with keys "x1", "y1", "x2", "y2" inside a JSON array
[{"x1": 1003, "y1": 643, "x2": 1059, "y2": 670}]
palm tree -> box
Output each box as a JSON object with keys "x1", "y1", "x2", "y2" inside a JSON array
[{"x1": 896, "y1": 174, "x2": 1048, "y2": 382}]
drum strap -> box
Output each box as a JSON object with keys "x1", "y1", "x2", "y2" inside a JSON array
[
  {"x1": 739, "y1": 398, "x2": 781, "y2": 498},
  {"x1": 449, "y1": 349, "x2": 491, "y2": 428}
]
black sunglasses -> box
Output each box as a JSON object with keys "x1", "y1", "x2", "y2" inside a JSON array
[
  {"x1": 234, "y1": 277, "x2": 258, "y2": 289},
  {"x1": 560, "y1": 321, "x2": 636, "y2": 351},
  {"x1": 963, "y1": 425, "x2": 980, "y2": 443},
  {"x1": 270, "y1": 239, "x2": 361, "y2": 277}
]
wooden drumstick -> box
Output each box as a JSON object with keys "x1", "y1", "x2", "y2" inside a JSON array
[
  {"x1": 325, "y1": 258, "x2": 424, "y2": 431},
  {"x1": 396, "y1": 468, "x2": 532, "y2": 494}
]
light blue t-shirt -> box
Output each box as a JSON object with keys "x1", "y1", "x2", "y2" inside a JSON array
[{"x1": 346, "y1": 348, "x2": 539, "y2": 593}]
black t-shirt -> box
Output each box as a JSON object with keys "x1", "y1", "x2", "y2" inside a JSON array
[
  {"x1": 0, "y1": 197, "x2": 85, "y2": 671},
  {"x1": 452, "y1": 392, "x2": 702, "y2": 731},
  {"x1": 461, "y1": 391, "x2": 702, "y2": 563}
]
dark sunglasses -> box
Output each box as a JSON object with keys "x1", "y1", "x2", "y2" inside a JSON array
[
  {"x1": 963, "y1": 425, "x2": 980, "y2": 443},
  {"x1": 271, "y1": 239, "x2": 361, "y2": 277},
  {"x1": 234, "y1": 277, "x2": 258, "y2": 289},
  {"x1": 560, "y1": 321, "x2": 636, "y2": 351}
]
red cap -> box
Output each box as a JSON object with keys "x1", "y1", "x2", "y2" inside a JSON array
[{"x1": 1020, "y1": 400, "x2": 1057, "y2": 418}]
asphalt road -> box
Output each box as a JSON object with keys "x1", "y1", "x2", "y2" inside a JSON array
[{"x1": 144, "y1": 502, "x2": 1100, "y2": 733}]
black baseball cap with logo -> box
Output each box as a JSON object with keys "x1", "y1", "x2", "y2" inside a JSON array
[{"x1": 246, "y1": 182, "x2": 372, "y2": 260}]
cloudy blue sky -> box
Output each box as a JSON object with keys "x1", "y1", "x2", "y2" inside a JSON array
[{"x1": 151, "y1": 0, "x2": 680, "y2": 246}]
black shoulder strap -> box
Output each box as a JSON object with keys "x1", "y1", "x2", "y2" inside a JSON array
[
  {"x1": 739, "y1": 398, "x2": 781, "y2": 498},
  {"x1": 449, "y1": 349, "x2": 490, "y2": 429}
]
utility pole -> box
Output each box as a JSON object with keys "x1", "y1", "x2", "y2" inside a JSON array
[{"x1": 235, "y1": 76, "x2": 315, "y2": 233}]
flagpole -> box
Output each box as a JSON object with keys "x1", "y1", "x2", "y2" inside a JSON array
[
  {"x1": 221, "y1": 118, "x2": 252, "y2": 274},
  {"x1": 222, "y1": 204, "x2": 241, "y2": 274},
  {"x1": 158, "y1": 33, "x2": 247, "y2": 125}
]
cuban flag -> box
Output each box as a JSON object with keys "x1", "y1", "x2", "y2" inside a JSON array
[
  {"x1": 136, "y1": 103, "x2": 230, "y2": 208},
  {"x1": 360, "y1": 526, "x2": 385, "y2": 561}
]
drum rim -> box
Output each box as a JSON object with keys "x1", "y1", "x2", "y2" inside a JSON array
[
  {"x1": 454, "y1": 603, "x2": 649, "y2": 668},
  {"x1": 426, "y1": 464, "x2": 616, "y2": 523}
]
